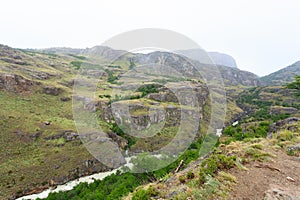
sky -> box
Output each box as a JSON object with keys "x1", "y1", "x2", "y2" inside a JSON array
[{"x1": 1, "y1": 0, "x2": 300, "y2": 76}]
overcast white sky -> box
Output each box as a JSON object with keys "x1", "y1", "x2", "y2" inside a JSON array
[{"x1": 1, "y1": 0, "x2": 300, "y2": 76}]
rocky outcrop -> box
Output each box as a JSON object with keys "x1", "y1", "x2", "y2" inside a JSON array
[
  {"x1": 98, "y1": 82, "x2": 208, "y2": 128},
  {"x1": 147, "y1": 82, "x2": 209, "y2": 107},
  {"x1": 287, "y1": 144, "x2": 300, "y2": 152},
  {"x1": 58, "y1": 158, "x2": 111, "y2": 182},
  {"x1": 0, "y1": 57, "x2": 28, "y2": 65},
  {"x1": 176, "y1": 49, "x2": 238, "y2": 68},
  {"x1": 13, "y1": 158, "x2": 111, "y2": 200},
  {"x1": 218, "y1": 66, "x2": 261, "y2": 86},
  {"x1": 60, "y1": 97, "x2": 71, "y2": 102},
  {"x1": 44, "y1": 130, "x2": 79, "y2": 142},
  {"x1": 269, "y1": 106, "x2": 298, "y2": 115},
  {"x1": 134, "y1": 51, "x2": 260, "y2": 87},
  {"x1": 107, "y1": 131, "x2": 128, "y2": 149},
  {"x1": 175, "y1": 48, "x2": 215, "y2": 65},
  {"x1": 0, "y1": 73, "x2": 35, "y2": 92},
  {"x1": 208, "y1": 52, "x2": 238, "y2": 68},
  {"x1": 43, "y1": 86, "x2": 62, "y2": 96},
  {"x1": 268, "y1": 117, "x2": 300, "y2": 138}
]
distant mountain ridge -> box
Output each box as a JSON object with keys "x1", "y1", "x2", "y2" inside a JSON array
[
  {"x1": 30, "y1": 45, "x2": 260, "y2": 86},
  {"x1": 260, "y1": 61, "x2": 300, "y2": 85},
  {"x1": 208, "y1": 51, "x2": 238, "y2": 68},
  {"x1": 176, "y1": 48, "x2": 238, "y2": 68}
]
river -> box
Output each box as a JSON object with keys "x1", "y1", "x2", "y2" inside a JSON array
[{"x1": 16, "y1": 157, "x2": 134, "y2": 200}]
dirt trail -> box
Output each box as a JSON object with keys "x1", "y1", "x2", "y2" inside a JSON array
[{"x1": 228, "y1": 149, "x2": 300, "y2": 200}]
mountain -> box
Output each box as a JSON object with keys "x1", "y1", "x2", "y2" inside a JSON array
[
  {"x1": 33, "y1": 46, "x2": 129, "y2": 62},
  {"x1": 260, "y1": 61, "x2": 300, "y2": 85},
  {"x1": 208, "y1": 51, "x2": 238, "y2": 68},
  {"x1": 35, "y1": 46, "x2": 259, "y2": 86},
  {"x1": 176, "y1": 48, "x2": 238, "y2": 68},
  {"x1": 0, "y1": 45, "x2": 300, "y2": 199},
  {"x1": 135, "y1": 51, "x2": 260, "y2": 86}
]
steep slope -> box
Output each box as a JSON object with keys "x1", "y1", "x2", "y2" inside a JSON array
[
  {"x1": 122, "y1": 85, "x2": 300, "y2": 200},
  {"x1": 0, "y1": 45, "x2": 114, "y2": 199},
  {"x1": 135, "y1": 51, "x2": 260, "y2": 86},
  {"x1": 260, "y1": 61, "x2": 300, "y2": 85},
  {"x1": 37, "y1": 46, "x2": 260, "y2": 87}
]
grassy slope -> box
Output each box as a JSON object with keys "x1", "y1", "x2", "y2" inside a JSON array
[{"x1": 0, "y1": 47, "x2": 104, "y2": 198}]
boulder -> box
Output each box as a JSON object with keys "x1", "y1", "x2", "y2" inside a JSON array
[
  {"x1": 43, "y1": 86, "x2": 62, "y2": 96},
  {"x1": 60, "y1": 97, "x2": 71, "y2": 102},
  {"x1": 267, "y1": 117, "x2": 300, "y2": 138}
]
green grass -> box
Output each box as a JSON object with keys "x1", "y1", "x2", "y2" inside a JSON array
[{"x1": 0, "y1": 90, "x2": 97, "y2": 199}]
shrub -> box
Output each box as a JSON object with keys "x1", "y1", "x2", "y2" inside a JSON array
[
  {"x1": 186, "y1": 171, "x2": 195, "y2": 179},
  {"x1": 70, "y1": 61, "x2": 83, "y2": 70},
  {"x1": 201, "y1": 154, "x2": 236, "y2": 176},
  {"x1": 105, "y1": 69, "x2": 119, "y2": 84},
  {"x1": 178, "y1": 175, "x2": 186, "y2": 183},
  {"x1": 137, "y1": 84, "x2": 160, "y2": 97},
  {"x1": 132, "y1": 187, "x2": 158, "y2": 200},
  {"x1": 286, "y1": 76, "x2": 300, "y2": 97}
]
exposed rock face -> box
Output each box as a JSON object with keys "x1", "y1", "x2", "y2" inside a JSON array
[
  {"x1": 43, "y1": 86, "x2": 62, "y2": 95},
  {"x1": 147, "y1": 82, "x2": 209, "y2": 107},
  {"x1": 97, "y1": 82, "x2": 208, "y2": 128},
  {"x1": 46, "y1": 161, "x2": 110, "y2": 191},
  {"x1": 268, "y1": 117, "x2": 300, "y2": 138},
  {"x1": 269, "y1": 106, "x2": 298, "y2": 115},
  {"x1": 208, "y1": 52, "x2": 238, "y2": 68},
  {"x1": 81, "y1": 46, "x2": 127, "y2": 61},
  {"x1": 107, "y1": 131, "x2": 128, "y2": 149},
  {"x1": 176, "y1": 49, "x2": 238, "y2": 68},
  {"x1": 218, "y1": 66, "x2": 261, "y2": 86},
  {"x1": 44, "y1": 130, "x2": 79, "y2": 142},
  {"x1": 134, "y1": 51, "x2": 260, "y2": 87},
  {"x1": 38, "y1": 46, "x2": 128, "y2": 61},
  {"x1": 0, "y1": 73, "x2": 35, "y2": 92},
  {"x1": 0, "y1": 57, "x2": 28, "y2": 65},
  {"x1": 0, "y1": 44, "x2": 25, "y2": 59}
]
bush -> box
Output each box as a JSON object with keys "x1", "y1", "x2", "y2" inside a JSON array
[
  {"x1": 186, "y1": 171, "x2": 195, "y2": 179},
  {"x1": 70, "y1": 61, "x2": 83, "y2": 70},
  {"x1": 105, "y1": 69, "x2": 119, "y2": 84},
  {"x1": 137, "y1": 84, "x2": 160, "y2": 97},
  {"x1": 43, "y1": 173, "x2": 148, "y2": 200},
  {"x1": 286, "y1": 76, "x2": 300, "y2": 97},
  {"x1": 201, "y1": 154, "x2": 236, "y2": 177},
  {"x1": 178, "y1": 175, "x2": 186, "y2": 183},
  {"x1": 132, "y1": 187, "x2": 158, "y2": 200}
]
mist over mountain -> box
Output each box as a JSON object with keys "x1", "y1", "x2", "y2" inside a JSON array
[{"x1": 176, "y1": 48, "x2": 238, "y2": 68}]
